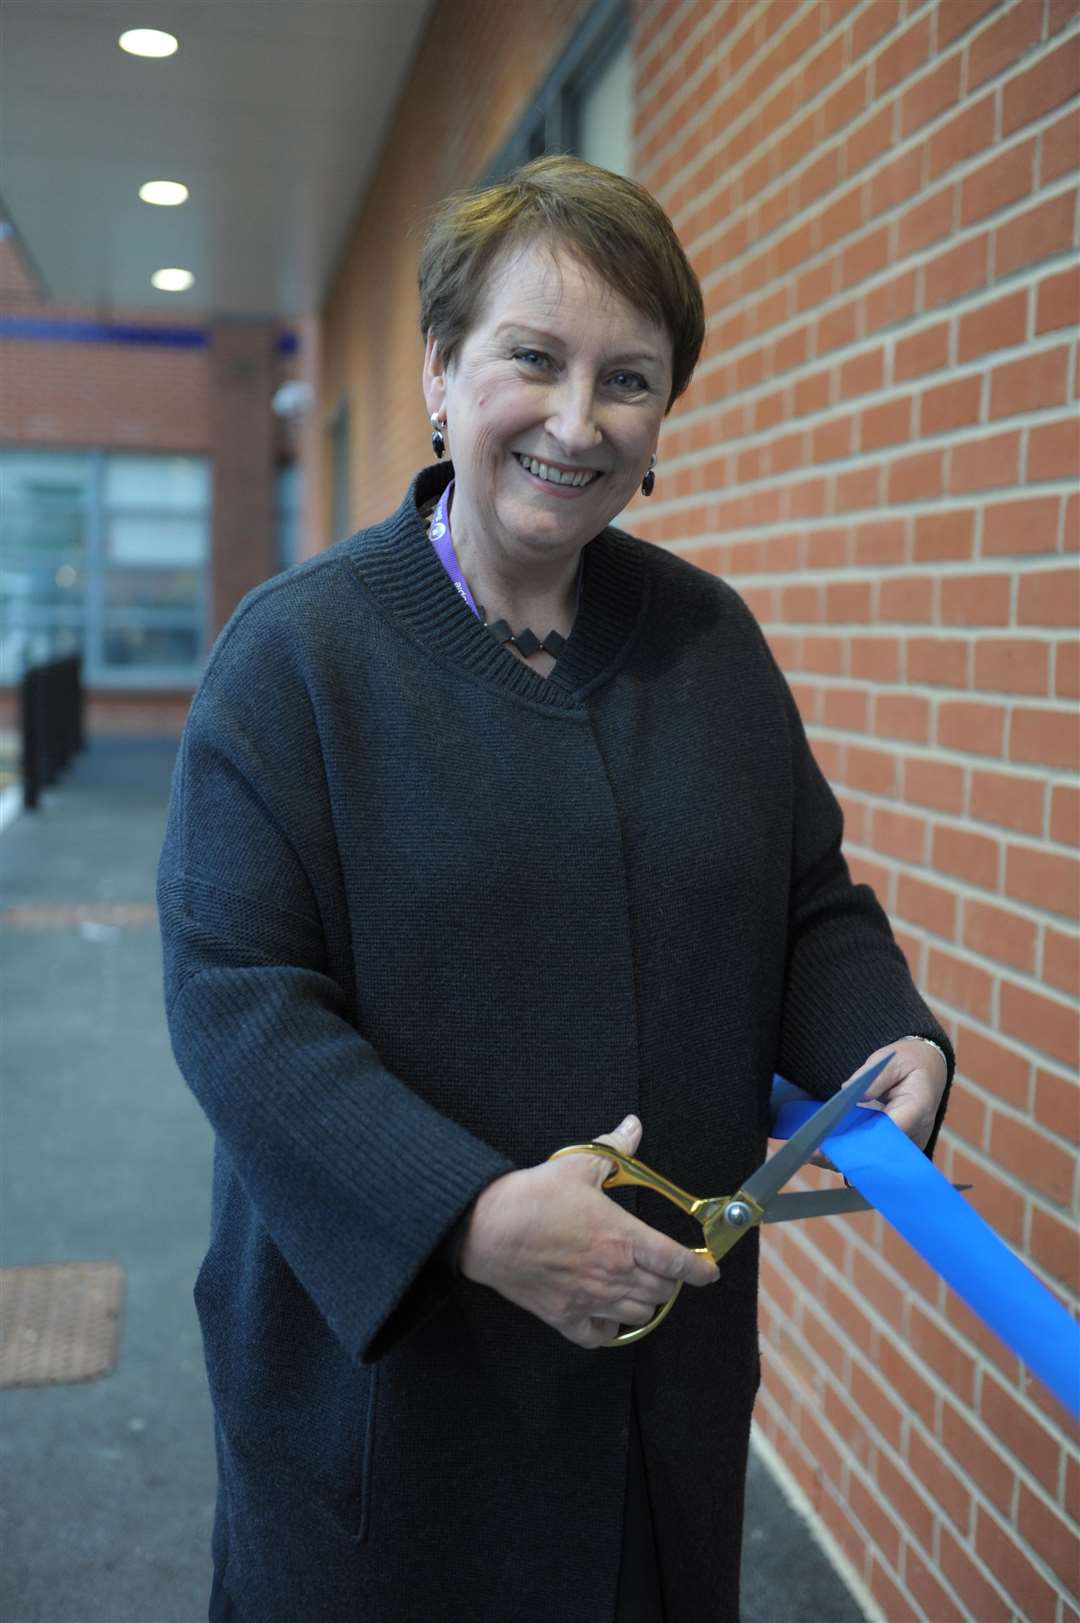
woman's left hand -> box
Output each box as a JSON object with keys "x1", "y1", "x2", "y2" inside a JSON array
[
  {"x1": 810, "y1": 1039, "x2": 949, "y2": 1166},
  {"x1": 854, "y1": 1039, "x2": 950, "y2": 1148}
]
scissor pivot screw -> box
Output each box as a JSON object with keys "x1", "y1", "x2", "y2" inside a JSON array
[{"x1": 724, "y1": 1201, "x2": 753, "y2": 1228}]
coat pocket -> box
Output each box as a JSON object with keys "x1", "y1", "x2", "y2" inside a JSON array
[
  {"x1": 354, "y1": 1360, "x2": 378, "y2": 1543},
  {"x1": 194, "y1": 1241, "x2": 379, "y2": 1541}
]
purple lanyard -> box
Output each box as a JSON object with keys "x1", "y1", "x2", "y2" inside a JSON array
[
  {"x1": 429, "y1": 482, "x2": 481, "y2": 618},
  {"x1": 428, "y1": 479, "x2": 584, "y2": 621}
]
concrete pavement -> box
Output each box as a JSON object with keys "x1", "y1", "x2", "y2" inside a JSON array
[{"x1": 0, "y1": 738, "x2": 868, "y2": 1623}]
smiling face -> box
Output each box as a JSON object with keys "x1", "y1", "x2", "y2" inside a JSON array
[{"x1": 423, "y1": 239, "x2": 673, "y2": 575}]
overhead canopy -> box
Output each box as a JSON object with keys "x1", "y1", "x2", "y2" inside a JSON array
[{"x1": 1, "y1": 0, "x2": 435, "y2": 317}]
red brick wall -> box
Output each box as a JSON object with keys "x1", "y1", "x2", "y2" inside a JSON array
[
  {"x1": 627, "y1": 2, "x2": 1078, "y2": 1618},
  {"x1": 322, "y1": 0, "x2": 1077, "y2": 1616},
  {"x1": 314, "y1": 0, "x2": 593, "y2": 541},
  {"x1": 0, "y1": 306, "x2": 212, "y2": 454},
  {"x1": 207, "y1": 321, "x2": 280, "y2": 638}
]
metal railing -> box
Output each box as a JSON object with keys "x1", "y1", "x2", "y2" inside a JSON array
[{"x1": 20, "y1": 655, "x2": 84, "y2": 810}]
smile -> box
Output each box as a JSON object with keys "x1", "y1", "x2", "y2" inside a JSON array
[{"x1": 512, "y1": 452, "x2": 601, "y2": 489}]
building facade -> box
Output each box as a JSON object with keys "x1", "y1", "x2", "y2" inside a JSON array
[
  {"x1": 0, "y1": 224, "x2": 304, "y2": 734},
  {"x1": 3, "y1": 0, "x2": 1076, "y2": 1615}
]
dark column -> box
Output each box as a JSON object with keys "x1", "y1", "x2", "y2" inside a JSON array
[{"x1": 208, "y1": 319, "x2": 277, "y2": 641}]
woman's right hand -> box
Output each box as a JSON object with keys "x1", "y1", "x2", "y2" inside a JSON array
[{"x1": 459, "y1": 1116, "x2": 719, "y2": 1349}]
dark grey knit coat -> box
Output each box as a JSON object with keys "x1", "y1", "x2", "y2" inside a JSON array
[{"x1": 158, "y1": 464, "x2": 951, "y2": 1623}]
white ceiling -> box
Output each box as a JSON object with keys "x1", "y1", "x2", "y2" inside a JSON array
[{"x1": 1, "y1": 0, "x2": 436, "y2": 318}]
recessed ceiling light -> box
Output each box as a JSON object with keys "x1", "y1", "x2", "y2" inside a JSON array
[
  {"x1": 139, "y1": 181, "x2": 189, "y2": 207},
  {"x1": 119, "y1": 29, "x2": 178, "y2": 58},
  {"x1": 151, "y1": 268, "x2": 194, "y2": 292}
]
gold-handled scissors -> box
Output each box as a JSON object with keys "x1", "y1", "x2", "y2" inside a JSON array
[{"x1": 547, "y1": 1056, "x2": 891, "y2": 1345}]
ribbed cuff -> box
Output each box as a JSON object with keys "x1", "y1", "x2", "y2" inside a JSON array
[{"x1": 437, "y1": 1204, "x2": 475, "y2": 1277}]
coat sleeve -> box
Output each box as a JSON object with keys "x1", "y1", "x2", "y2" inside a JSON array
[
  {"x1": 157, "y1": 636, "x2": 514, "y2": 1366},
  {"x1": 769, "y1": 664, "x2": 954, "y2": 1154}
]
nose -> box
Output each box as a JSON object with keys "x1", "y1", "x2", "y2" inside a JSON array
[{"x1": 544, "y1": 378, "x2": 602, "y2": 457}]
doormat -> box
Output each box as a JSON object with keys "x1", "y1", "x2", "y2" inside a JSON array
[
  {"x1": 0, "y1": 903, "x2": 156, "y2": 929},
  {"x1": 0, "y1": 1262, "x2": 125, "y2": 1388}
]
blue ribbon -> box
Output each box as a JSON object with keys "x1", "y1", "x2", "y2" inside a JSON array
[{"x1": 770, "y1": 1080, "x2": 1080, "y2": 1421}]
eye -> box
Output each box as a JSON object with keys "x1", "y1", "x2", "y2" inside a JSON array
[
  {"x1": 608, "y1": 371, "x2": 650, "y2": 394},
  {"x1": 512, "y1": 348, "x2": 552, "y2": 370}
]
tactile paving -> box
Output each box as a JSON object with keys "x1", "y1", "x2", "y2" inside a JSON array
[{"x1": 0, "y1": 1262, "x2": 125, "y2": 1387}]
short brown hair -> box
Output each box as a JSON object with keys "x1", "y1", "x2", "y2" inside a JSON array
[{"x1": 418, "y1": 155, "x2": 705, "y2": 410}]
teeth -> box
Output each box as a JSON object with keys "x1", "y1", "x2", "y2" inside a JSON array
[{"x1": 515, "y1": 453, "x2": 597, "y2": 488}]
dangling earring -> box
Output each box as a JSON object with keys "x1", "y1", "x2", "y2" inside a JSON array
[
  {"x1": 641, "y1": 454, "x2": 656, "y2": 497},
  {"x1": 430, "y1": 413, "x2": 446, "y2": 460}
]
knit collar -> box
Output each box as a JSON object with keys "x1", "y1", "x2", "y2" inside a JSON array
[{"x1": 347, "y1": 462, "x2": 647, "y2": 708}]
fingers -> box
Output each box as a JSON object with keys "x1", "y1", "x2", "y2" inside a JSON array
[
  {"x1": 583, "y1": 1114, "x2": 643, "y2": 1182},
  {"x1": 843, "y1": 1045, "x2": 905, "y2": 1103},
  {"x1": 552, "y1": 1286, "x2": 673, "y2": 1349},
  {"x1": 880, "y1": 1095, "x2": 935, "y2": 1149},
  {"x1": 581, "y1": 1318, "x2": 625, "y2": 1349},
  {"x1": 522, "y1": 1118, "x2": 721, "y2": 1351},
  {"x1": 603, "y1": 1297, "x2": 666, "y2": 1330},
  {"x1": 632, "y1": 1233, "x2": 719, "y2": 1289},
  {"x1": 550, "y1": 1220, "x2": 714, "y2": 1344},
  {"x1": 857, "y1": 1043, "x2": 945, "y2": 1149},
  {"x1": 856, "y1": 1041, "x2": 942, "y2": 1101},
  {"x1": 592, "y1": 1114, "x2": 642, "y2": 1149},
  {"x1": 575, "y1": 1305, "x2": 660, "y2": 1349},
  {"x1": 590, "y1": 1117, "x2": 719, "y2": 1289}
]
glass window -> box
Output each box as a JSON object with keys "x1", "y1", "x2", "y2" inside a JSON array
[
  {"x1": 574, "y1": 38, "x2": 632, "y2": 175},
  {"x1": 485, "y1": 0, "x2": 629, "y2": 179},
  {"x1": 103, "y1": 455, "x2": 209, "y2": 511},
  {"x1": 2, "y1": 449, "x2": 92, "y2": 501},
  {"x1": 1, "y1": 452, "x2": 90, "y2": 557},
  {"x1": 0, "y1": 447, "x2": 209, "y2": 687},
  {"x1": 4, "y1": 505, "x2": 87, "y2": 553},
  {"x1": 102, "y1": 624, "x2": 202, "y2": 669},
  {"x1": 1, "y1": 558, "x2": 85, "y2": 609},
  {"x1": 106, "y1": 512, "x2": 207, "y2": 567},
  {"x1": 103, "y1": 567, "x2": 203, "y2": 611},
  {"x1": 0, "y1": 450, "x2": 91, "y2": 680}
]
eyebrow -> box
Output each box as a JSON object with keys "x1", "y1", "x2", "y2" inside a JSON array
[{"x1": 494, "y1": 323, "x2": 665, "y2": 369}]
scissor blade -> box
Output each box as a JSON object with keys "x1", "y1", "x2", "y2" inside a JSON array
[
  {"x1": 763, "y1": 1181, "x2": 972, "y2": 1222},
  {"x1": 741, "y1": 1054, "x2": 892, "y2": 1208},
  {"x1": 762, "y1": 1188, "x2": 874, "y2": 1220}
]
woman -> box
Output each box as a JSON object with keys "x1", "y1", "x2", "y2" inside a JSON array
[{"x1": 159, "y1": 156, "x2": 951, "y2": 1623}]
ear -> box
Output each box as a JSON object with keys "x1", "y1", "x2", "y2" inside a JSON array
[{"x1": 422, "y1": 331, "x2": 447, "y2": 420}]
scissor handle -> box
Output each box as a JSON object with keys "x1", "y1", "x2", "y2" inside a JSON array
[
  {"x1": 547, "y1": 1142, "x2": 708, "y2": 1217},
  {"x1": 604, "y1": 1282, "x2": 683, "y2": 1345},
  {"x1": 547, "y1": 1143, "x2": 716, "y2": 1346}
]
